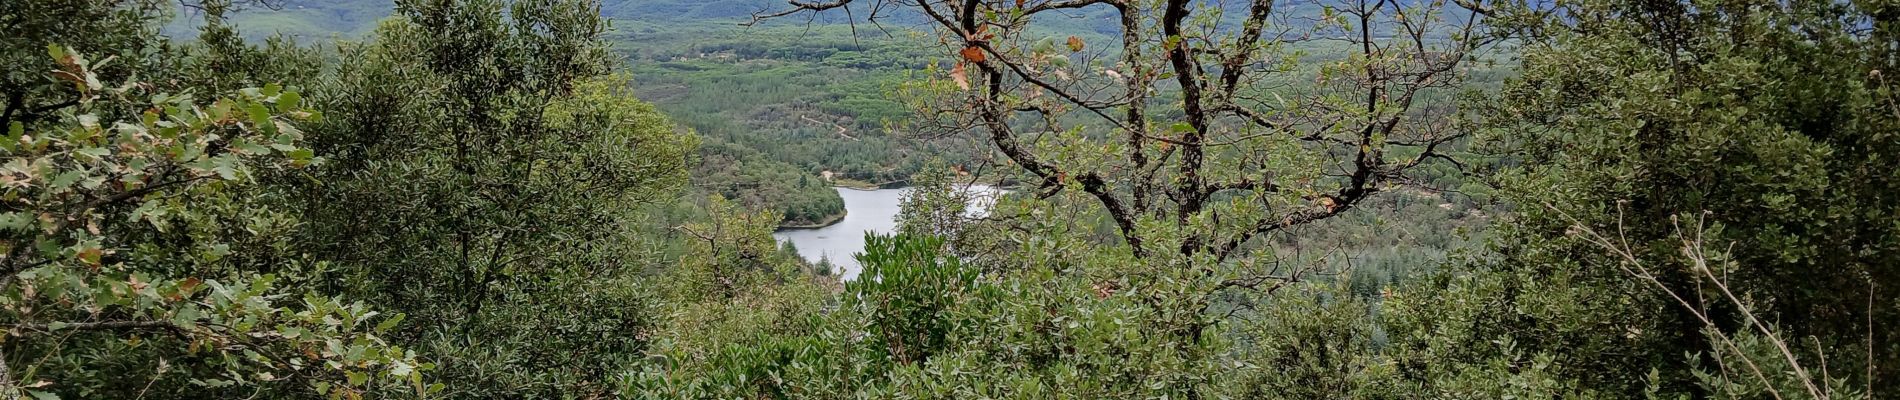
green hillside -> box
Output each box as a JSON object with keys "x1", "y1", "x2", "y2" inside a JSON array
[{"x1": 169, "y1": 0, "x2": 968, "y2": 226}]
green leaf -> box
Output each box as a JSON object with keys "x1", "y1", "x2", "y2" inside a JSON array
[
  {"x1": 50, "y1": 170, "x2": 85, "y2": 190},
  {"x1": 246, "y1": 102, "x2": 272, "y2": 129},
  {"x1": 276, "y1": 91, "x2": 301, "y2": 112},
  {"x1": 208, "y1": 100, "x2": 233, "y2": 121},
  {"x1": 3, "y1": 122, "x2": 21, "y2": 152},
  {"x1": 0, "y1": 213, "x2": 31, "y2": 231},
  {"x1": 375, "y1": 313, "x2": 406, "y2": 332},
  {"x1": 288, "y1": 148, "x2": 315, "y2": 165},
  {"x1": 236, "y1": 140, "x2": 270, "y2": 155},
  {"x1": 214, "y1": 160, "x2": 239, "y2": 180},
  {"x1": 28, "y1": 390, "x2": 60, "y2": 400},
  {"x1": 75, "y1": 147, "x2": 110, "y2": 159},
  {"x1": 172, "y1": 305, "x2": 201, "y2": 326}
]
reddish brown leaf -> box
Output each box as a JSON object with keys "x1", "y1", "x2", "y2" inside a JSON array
[
  {"x1": 1067, "y1": 36, "x2": 1085, "y2": 52},
  {"x1": 960, "y1": 46, "x2": 987, "y2": 63}
]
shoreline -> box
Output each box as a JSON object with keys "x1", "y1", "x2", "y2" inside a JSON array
[
  {"x1": 774, "y1": 182, "x2": 1019, "y2": 230},
  {"x1": 833, "y1": 178, "x2": 1020, "y2": 192},
  {"x1": 830, "y1": 179, "x2": 891, "y2": 191},
  {"x1": 776, "y1": 208, "x2": 848, "y2": 230}
]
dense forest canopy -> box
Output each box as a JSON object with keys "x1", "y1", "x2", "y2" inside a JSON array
[{"x1": 0, "y1": 0, "x2": 1894, "y2": 398}]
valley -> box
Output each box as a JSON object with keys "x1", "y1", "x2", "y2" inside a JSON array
[{"x1": 4, "y1": 0, "x2": 1893, "y2": 398}]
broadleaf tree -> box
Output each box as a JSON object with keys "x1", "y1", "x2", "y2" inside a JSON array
[
  {"x1": 0, "y1": 44, "x2": 426, "y2": 399},
  {"x1": 292, "y1": 0, "x2": 696, "y2": 395},
  {"x1": 758, "y1": 0, "x2": 1494, "y2": 392}
]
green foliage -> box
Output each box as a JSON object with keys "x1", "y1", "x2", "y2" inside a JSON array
[
  {"x1": 2, "y1": 1, "x2": 169, "y2": 120},
  {"x1": 894, "y1": 162, "x2": 974, "y2": 240},
  {"x1": 692, "y1": 140, "x2": 845, "y2": 226},
  {"x1": 1224, "y1": 285, "x2": 1395, "y2": 399},
  {"x1": 0, "y1": 44, "x2": 424, "y2": 398},
  {"x1": 1403, "y1": 0, "x2": 1900, "y2": 395},
  {"x1": 625, "y1": 196, "x2": 837, "y2": 398},
  {"x1": 667, "y1": 196, "x2": 810, "y2": 300},
  {"x1": 849, "y1": 234, "x2": 981, "y2": 366},
  {"x1": 284, "y1": 0, "x2": 695, "y2": 396},
  {"x1": 1379, "y1": 262, "x2": 1628, "y2": 398},
  {"x1": 631, "y1": 231, "x2": 1431, "y2": 399}
]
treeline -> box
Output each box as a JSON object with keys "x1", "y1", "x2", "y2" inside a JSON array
[{"x1": 694, "y1": 140, "x2": 846, "y2": 225}]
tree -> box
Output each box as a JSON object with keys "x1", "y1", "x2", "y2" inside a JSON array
[
  {"x1": 1394, "y1": 0, "x2": 1900, "y2": 394},
  {"x1": 291, "y1": 0, "x2": 695, "y2": 395},
  {"x1": 768, "y1": 0, "x2": 1487, "y2": 261},
  {"x1": 1, "y1": 0, "x2": 169, "y2": 131},
  {"x1": 895, "y1": 161, "x2": 975, "y2": 241},
  {"x1": 0, "y1": 45, "x2": 425, "y2": 399},
  {"x1": 759, "y1": 0, "x2": 1492, "y2": 396},
  {"x1": 626, "y1": 196, "x2": 839, "y2": 398}
]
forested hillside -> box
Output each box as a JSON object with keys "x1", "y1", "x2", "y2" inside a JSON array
[
  {"x1": 3, "y1": 0, "x2": 1897, "y2": 399},
  {"x1": 171, "y1": 0, "x2": 978, "y2": 226},
  {"x1": 611, "y1": 22, "x2": 971, "y2": 224}
]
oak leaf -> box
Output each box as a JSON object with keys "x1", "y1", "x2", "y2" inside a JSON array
[
  {"x1": 960, "y1": 46, "x2": 987, "y2": 63},
  {"x1": 950, "y1": 63, "x2": 971, "y2": 90}
]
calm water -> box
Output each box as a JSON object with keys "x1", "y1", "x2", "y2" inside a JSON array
[{"x1": 773, "y1": 186, "x2": 1002, "y2": 280}]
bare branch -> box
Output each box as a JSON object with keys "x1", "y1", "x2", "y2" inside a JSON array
[{"x1": 745, "y1": 0, "x2": 857, "y2": 27}]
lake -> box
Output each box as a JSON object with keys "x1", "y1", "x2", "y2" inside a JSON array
[{"x1": 773, "y1": 185, "x2": 1003, "y2": 280}]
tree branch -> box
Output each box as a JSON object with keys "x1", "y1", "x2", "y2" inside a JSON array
[{"x1": 745, "y1": 0, "x2": 857, "y2": 26}]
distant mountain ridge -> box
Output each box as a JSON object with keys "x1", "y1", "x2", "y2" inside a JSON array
[
  {"x1": 171, "y1": 0, "x2": 1470, "y2": 44},
  {"x1": 169, "y1": 0, "x2": 903, "y2": 39}
]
